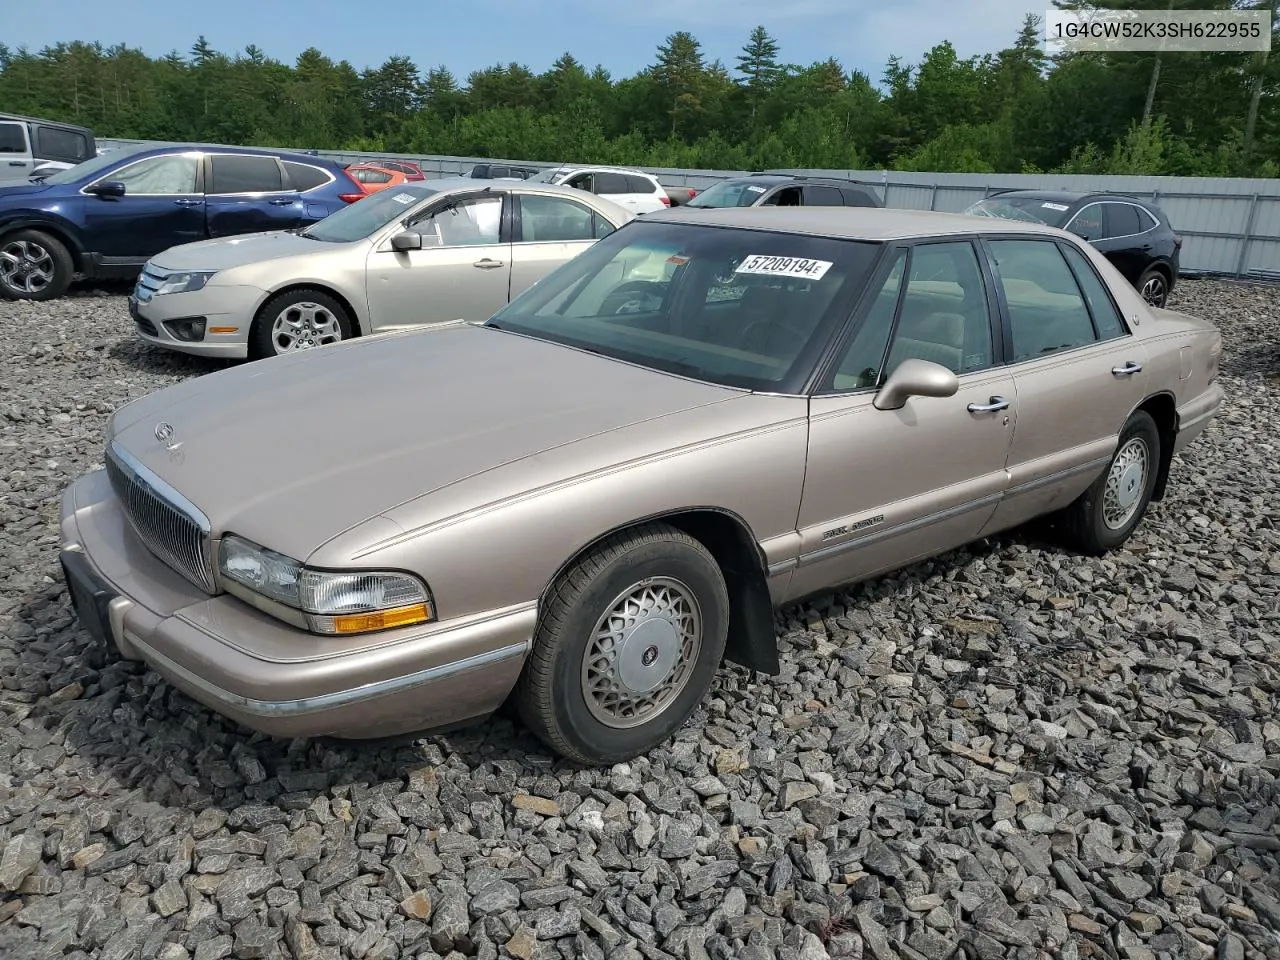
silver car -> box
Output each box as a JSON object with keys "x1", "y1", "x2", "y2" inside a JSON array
[{"x1": 128, "y1": 178, "x2": 633, "y2": 360}]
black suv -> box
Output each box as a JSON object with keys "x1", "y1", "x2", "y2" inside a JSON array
[
  {"x1": 682, "y1": 174, "x2": 883, "y2": 210},
  {"x1": 965, "y1": 190, "x2": 1182, "y2": 308}
]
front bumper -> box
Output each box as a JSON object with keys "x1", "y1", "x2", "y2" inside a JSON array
[
  {"x1": 130, "y1": 284, "x2": 264, "y2": 360},
  {"x1": 59, "y1": 470, "x2": 535, "y2": 739}
]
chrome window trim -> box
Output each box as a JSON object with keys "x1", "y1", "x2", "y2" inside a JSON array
[{"x1": 1063, "y1": 200, "x2": 1161, "y2": 242}]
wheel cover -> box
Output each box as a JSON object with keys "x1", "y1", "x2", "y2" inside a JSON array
[
  {"x1": 0, "y1": 240, "x2": 55, "y2": 295},
  {"x1": 1103, "y1": 436, "x2": 1149, "y2": 530},
  {"x1": 1141, "y1": 274, "x2": 1166, "y2": 307},
  {"x1": 270, "y1": 302, "x2": 343, "y2": 353},
  {"x1": 581, "y1": 576, "x2": 703, "y2": 729}
]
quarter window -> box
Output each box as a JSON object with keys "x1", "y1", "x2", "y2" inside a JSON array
[
  {"x1": 841, "y1": 187, "x2": 879, "y2": 208},
  {"x1": 883, "y1": 241, "x2": 994, "y2": 376},
  {"x1": 988, "y1": 238, "x2": 1100, "y2": 361},
  {"x1": 624, "y1": 174, "x2": 656, "y2": 194},
  {"x1": 0, "y1": 123, "x2": 28, "y2": 154},
  {"x1": 208, "y1": 155, "x2": 284, "y2": 194},
  {"x1": 101, "y1": 154, "x2": 199, "y2": 194},
  {"x1": 283, "y1": 161, "x2": 332, "y2": 192},
  {"x1": 1060, "y1": 244, "x2": 1128, "y2": 340},
  {"x1": 519, "y1": 194, "x2": 596, "y2": 242}
]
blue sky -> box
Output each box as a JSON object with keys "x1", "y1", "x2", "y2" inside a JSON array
[{"x1": 9, "y1": 0, "x2": 1045, "y2": 82}]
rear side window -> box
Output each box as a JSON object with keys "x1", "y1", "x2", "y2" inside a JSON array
[
  {"x1": 1104, "y1": 203, "x2": 1142, "y2": 239},
  {"x1": 35, "y1": 126, "x2": 90, "y2": 162},
  {"x1": 209, "y1": 155, "x2": 284, "y2": 194},
  {"x1": 988, "y1": 238, "x2": 1100, "y2": 361},
  {"x1": 0, "y1": 122, "x2": 28, "y2": 154},
  {"x1": 841, "y1": 187, "x2": 879, "y2": 208},
  {"x1": 625, "y1": 174, "x2": 656, "y2": 194},
  {"x1": 803, "y1": 185, "x2": 844, "y2": 206},
  {"x1": 282, "y1": 161, "x2": 331, "y2": 192},
  {"x1": 1135, "y1": 206, "x2": 1158, "y2": 231},
  {"x1": 594, "y1": 172, "x2": 632, "y2": 195}
]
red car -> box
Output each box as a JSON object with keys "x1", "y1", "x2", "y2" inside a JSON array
[{"x1": 374, "y1": 159, "x2": 426, "y2": 181}]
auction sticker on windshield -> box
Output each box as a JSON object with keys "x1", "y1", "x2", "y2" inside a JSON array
[
  {"x1": 392, "y1": 193, "x2": 417, "y2": 204},
  {"x1": 1042, "y1": 202, "x2": 1070, "y2": 211},
  {"x1": 734, "y1": 254, "x2": 833, "y2": 280}
]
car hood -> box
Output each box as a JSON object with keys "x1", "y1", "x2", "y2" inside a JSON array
[
  {"x1": 107, "y1": 323, "x2": 738, "y2": 562},
  {"x1": 149, "y1": 231, "x2": 357, "y2": 272},
  {"x1": 0, "y1": 183, "x2": 56, "y2": 201}
]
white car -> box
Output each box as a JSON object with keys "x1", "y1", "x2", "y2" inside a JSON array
[{"x1": 530, "y1": 165, "x2": 670, "y2": 214}]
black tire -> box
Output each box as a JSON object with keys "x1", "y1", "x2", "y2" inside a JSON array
[
  {"x1": 1058, "y1": 410, "x2": 1161, "y2": 555},
  {"x1": 249, "y1": 287, "x2": 353, "y2": 360},
  {"x1": 514, "y1": 522, "x2": 730, "y2": 764},
  {"x1": 0, "y1": 229, "x2": 74, "y2": 301},
  {"x1": 1136, "y1": 266, "x2": 1169, "y2": 308}
]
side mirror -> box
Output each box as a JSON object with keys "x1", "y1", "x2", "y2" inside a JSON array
[
  {"x1": 391, "y1": 231, "x2": 423, "y2": 252},
  {"x1": 873, "y1": 358, "x2": 960, "y2": 411},
  {"x1": 88, "y1": 180, "x2": 126, "y2": 198}
]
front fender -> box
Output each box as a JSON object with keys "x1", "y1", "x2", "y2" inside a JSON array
[{"x1": 0, "y1": 210, "x2": 88, "y2": 258}]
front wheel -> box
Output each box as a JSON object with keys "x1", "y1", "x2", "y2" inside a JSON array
[
  {"x1": 1058, "y1": 409, "x2": 1161, "y2": 555},
  {"x1": 514, "y1": 522, "x2": 730, "y2": 764},
  {"x1": 0, "y1": 229, "x2": 74, "y2": 301},
  {"x1": 249, "y1": 288, "x2": 353, "y2": 360}
]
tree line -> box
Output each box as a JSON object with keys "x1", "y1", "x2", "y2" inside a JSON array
[{"x1": 0, "y1": 1, "x2": 1276, "y2": 178}]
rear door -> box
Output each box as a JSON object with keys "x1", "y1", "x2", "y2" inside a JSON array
[
  {"x1": 365, "y1": 191, "x2": 512, "y2": 331},
  {"x1": 0, "y1": 121, "x2": 33, "y2": 183},
  {"x1": 592, "y1": 171, "x2": 641, "y2": 211},
  {"x1": 204, "y1": 153, "x2": 307, "y2": 238},
  {"x1": 509, "y1": 191, "x2": 615, "y2": 297},
  {"x1": 979, "y1": 235, "x2": 1149, "y2": 534},
  {"x1": 81, "y1": 151, "x2": 207, "y2": 259}
]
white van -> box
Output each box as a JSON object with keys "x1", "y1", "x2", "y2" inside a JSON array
[{"x1": 0, "y1": 114, "x2": 97, "y2": 184}]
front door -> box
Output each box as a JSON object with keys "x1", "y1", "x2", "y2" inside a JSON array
[
  {"x1": 509, "y1": 192, "x2": 612, "y2": 298},
  {"x1": 789, "y1": 240, "x2": 1017, "y2": 600},
  {"x1": 365, "y1": 192, "x2": 512, "y2": 331},
  {"x1": 81, "y1": 152, "x2": 207, "y2": 259},
  {"x1": 980, "y1": 236, "x2": 1150, "y2": 534},
  {"x1": 204, "y1": 153, "x2": 307, "y2": 238}
]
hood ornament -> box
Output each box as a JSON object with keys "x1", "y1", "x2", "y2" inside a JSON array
[{"x1": 154, "y1": 421, "x2": 180, "y2": 451}]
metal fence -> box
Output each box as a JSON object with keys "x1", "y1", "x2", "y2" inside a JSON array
[{"x1": 97, "y1": 138, "x2": 1280, "y2": 281}]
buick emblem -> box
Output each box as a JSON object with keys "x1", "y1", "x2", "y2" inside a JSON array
[{"x1": 154, "y1": 421, "x2": 178, "y2": 450}]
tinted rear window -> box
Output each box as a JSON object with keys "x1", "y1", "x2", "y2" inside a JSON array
[
  {"x1": 35, "y1": 126, "x2": 90, "y2": 162},
  {"x1": 209, "y1": 154, "x2": 284, "y2": 194},
  {"x1": 283, "y1": 161, "x2": 331, "y2": 192},
  {"x1": 594, "y1": 172, "x2": 632, "y2": 194}
]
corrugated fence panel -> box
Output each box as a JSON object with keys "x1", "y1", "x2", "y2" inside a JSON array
[{"x1": 93, "y1": 138, "x2": 1280, "y2": 279}]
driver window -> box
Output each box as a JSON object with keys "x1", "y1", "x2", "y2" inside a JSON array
[
  {"x1": 417, "y1": 196, "x2": 502, "y2": 247},
  {"x1": 1066, "y1": 204, "x2": 1103, "y2": 241},
  {"x1": 827, "y1": 250, "x2": 905, "y2": 390},
  {"x1": 882, "y1": 241, "x2": 994, "y2": 376},
  {"x1": 103, "y1": 154, "x2": 199, "y2": 194},
  {"x1": 566, "y1": 173, "x2": 595, "y2": 193}
]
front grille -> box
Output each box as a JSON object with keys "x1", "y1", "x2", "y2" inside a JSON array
[
  {"x1": 135, "y1": 316, "x2": 158, "y2": 337},
  {"x1": 134, "y1": 265, "x2": 168, "y2": 304},
  {"x1": 105, "y1": 441, "x2": 216, "y2": 592}
]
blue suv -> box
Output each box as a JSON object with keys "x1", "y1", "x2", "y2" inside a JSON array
[{"x1": 0, "y1": 144, "x2": 365, "y2": 300}]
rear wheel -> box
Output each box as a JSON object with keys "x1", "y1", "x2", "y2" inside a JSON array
[
  {"x1": 1058, "y1": 410, "x2": 1160, "y2": 555},
  {"x1": 0, "y1": 229, "x2": 74, "y2": 301},
  {"x1": 1137, "y1": 267, "x2": 1169, "y2": 308},
  {"x1": 514, "y1": 522, "x2": 730, "y2": 764},
  {"x1": 249, "y1": 288, "x2": 353, "y2": 360}
]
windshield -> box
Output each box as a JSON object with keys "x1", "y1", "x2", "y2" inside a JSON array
[
  {"x1": 965, "y1": 196, "x2": 1072, "y2": 227},
  {"x1": 529, "y1": 168, "x2": 569, "y2": 184},
  {"x1": 41, "y1": 147, "x2": 147, "y2": 185},
  {"x1": 302, "y1": 186, "x2": 437, "y2": 242},
  {"x1": 486, "y1": 220, "x2": 881, "y2": 391},
  {"x1": 686, "y1": 179, "x2": 773, "y2": 208}
]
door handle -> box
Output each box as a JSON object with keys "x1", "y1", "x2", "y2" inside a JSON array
[
  {"x1": 269, "y1": 197, "x2": 295, "y2": 206},
  {"x1": 473, "y1": 259, "x2": 503, "y2": 269},
  {"x1": 173, "y1": 198, "x2": 201, "y2": 207},
  {"x1": 8, "y1": 161, "x2": 25, "y2": 167},
  {"x1": 1112, "y1": 361, "x2": 1143, "y2": 376},
  {"x1": 967, "y1": 396, "x2": 1010, "y2": 414}
]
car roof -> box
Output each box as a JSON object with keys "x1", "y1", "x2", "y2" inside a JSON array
[
  {"x1": 546, "y1": 165, "x2": 655, "y2": 176},
  {"x1": 0, "y1": 112, "x2": 93, "y2": 132},
  {"x1": 418, "y1": 176, "x2": 620, "y2": 200},
  {"x1": 733, "y1": 174, "x2": 877, "y2": 189},
  {"x1": 643, "y1": 206, "x2": 1074, "y2": 241},
  {"x1": 102, "y1": 142, "x2": 343, "y2": 167},
  {"x1": 985, "y1": 189, "x2": 1087, "y2": 204}
]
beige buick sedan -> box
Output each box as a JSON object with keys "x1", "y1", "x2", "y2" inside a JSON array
[
  {"x1": 128, "y1": 178, "x2": 633, "y2": 359},
  {"x1": 62, "y1": 207, "x2": 1224, "y2": 763}
]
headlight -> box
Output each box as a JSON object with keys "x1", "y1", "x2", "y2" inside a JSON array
[
  {"x1": 218, "y1": 534, "x2": 434, "y2": 635},
  {"x1": 154, "y1": 271, "x2": 217, "y2": 296}
]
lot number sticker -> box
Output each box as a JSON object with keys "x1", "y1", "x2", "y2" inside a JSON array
[
  {"x1": 1041, "y1": 201, "x2": 1070, "y2": 211},
  {"x1": 392, "y1": 192, "x2": 417, "y2": 204},
  {"x1": 734, "y1": 254, "x2": 833, "y2": 280}
]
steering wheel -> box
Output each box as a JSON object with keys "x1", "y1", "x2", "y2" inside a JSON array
[{"x1": 601, "y1": 280, "x2": 665, "y2": 316}]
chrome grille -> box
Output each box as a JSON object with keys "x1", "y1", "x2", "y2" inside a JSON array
[
  {"x1": 105, "y1": 441, "x2": 216, "y2": 592},
  {"x1": 133, "y1": 265, "x2": 168, "y2": 304}
]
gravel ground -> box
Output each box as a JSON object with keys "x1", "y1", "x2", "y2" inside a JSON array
[{"x1": 0, "y1": 279, "x2": 1277, "y2": 960}]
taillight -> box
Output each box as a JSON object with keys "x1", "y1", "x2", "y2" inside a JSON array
[
  {"x1": 660, "y1": 195, "x2": 671, "y2": 206},
  {"x1": 688, "y1": 188, "x2": 697, "y2": 199},
  {"x1": 339, "y1": 170, "x2": 367, "y2": 202}
]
